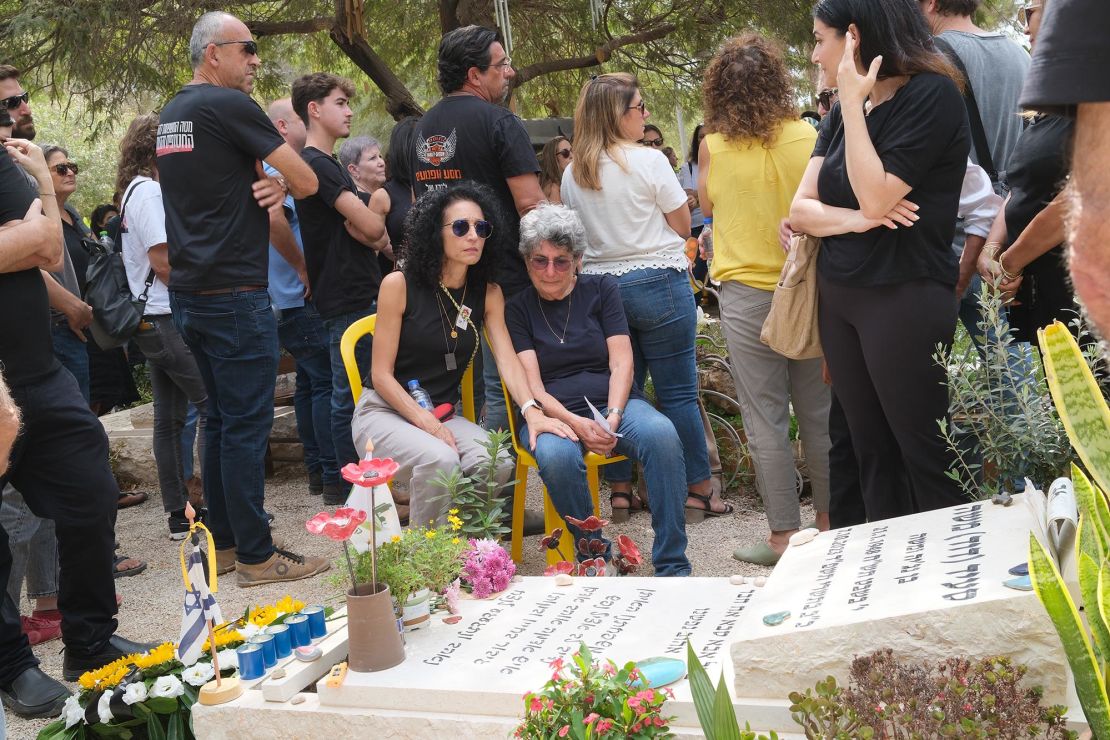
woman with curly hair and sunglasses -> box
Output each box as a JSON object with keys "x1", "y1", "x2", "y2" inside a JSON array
[
  {"x1": 560, "y1": 72, "x2": 723, "y2": 522},
  {"x1": 353, "y1": 182, "x2": 573, "y2": 527},
  {"x1": 697, "y1": 33, "x2": 831, "y2": 565}
]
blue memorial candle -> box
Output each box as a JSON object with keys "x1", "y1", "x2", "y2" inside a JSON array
[
  {"x1": 285, "y1": 613, "x2": 311, "y2": 647},
  {"x1": 237, "y1": 643, "x2": 265, "y2": 680},
  {"x1": 266, "y1": 624, "x2": 293, "y2": 658},
  {"x1": 301, "y1": 606, "x2": 327, "y2": 639},
  {"x1": 250, "y1": 633, "x2": 277, "y2": 668}
]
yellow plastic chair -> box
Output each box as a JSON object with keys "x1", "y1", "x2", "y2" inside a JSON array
[
  {"x1": 501, "y1": 381, "x2": 627, "y2": 565},
  {"x1": 339, "y1": 314, "x2": 475, "y2": 422}
]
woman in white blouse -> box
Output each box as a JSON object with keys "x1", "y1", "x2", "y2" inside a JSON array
[{"x1": 561, "y1": 73, "x2": 723, "y2": 520}]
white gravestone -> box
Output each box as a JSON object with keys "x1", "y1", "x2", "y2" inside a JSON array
[
  {"x1": 730, "y1": 495, "x2": 1068, "y2": 706},
  {"x1": 318, "y1": 576, "x2": 760, "y2": 727}
]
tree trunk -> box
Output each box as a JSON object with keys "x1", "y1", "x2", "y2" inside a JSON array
[{"x1": 330, "y1": 26, "x2": 425, "y2": 120}]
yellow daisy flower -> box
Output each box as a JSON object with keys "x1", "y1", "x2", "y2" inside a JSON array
[
  {"x1": 425, "y1": 530, "x2": 437, "y2": 540},
  {"x1": 391, "y1": 534, "x2": 402, "y2": 543}
]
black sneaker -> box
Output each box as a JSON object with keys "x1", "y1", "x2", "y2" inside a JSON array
[
  {"x1": 308, "y1": 470, "x2": 323, "y2": 496},
  {"x1": 266, "y1": 510, "x2": 275, "y2": 527},
  {"x1": 0, "y1": 667, "x2": 70, "y2": 719},
  {"x1": 322, "y1": 482, "x2": 348, "y2": 506},
  {"x1": 63, "y1": 635, "x2": 160, "y2": 681},
  {"x1": 168, "y1": 507, "x2": 207, "y2": 541}
]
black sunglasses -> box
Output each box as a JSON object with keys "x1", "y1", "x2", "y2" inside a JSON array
[
  {"x1": 213, "y1": 40, "x2": 258, "y2": 55},
  {"x1": 444, "y1": 219, "x2": 492, "y2": 238},
  {"x1": 0, "y1": 91, "x2": 29, "y2": 111},
  {"x1": 628, "y1": 100, "x2": 647, "y2": 115},
  {"x1": 53, "y1": 163, "x2": 79, "y2": 175},
  {"x1": 817, "y1": 88, "x2": 838, "y2": 109},
  {"x1": 556, "y1": 149, "x2": 572, "y2": 159}
]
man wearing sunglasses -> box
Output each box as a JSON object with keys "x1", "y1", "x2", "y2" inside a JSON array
[
  {"x1": 158, "y1": 11, "x2": 327, "y2": 588},
  {"x1": 290, "y1": 72, "x2": 386, "y2": 483},
  {"x1": 413, "y1": 25, "x2": 544, "y2": 439},
  {"x1": 0, "y1": 66, "x2": 34, "y2": 140}
]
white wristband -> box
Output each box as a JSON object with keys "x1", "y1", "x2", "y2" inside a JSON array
[{"x1": 520, "y1": 398, "x2": 541, "y2": 415}]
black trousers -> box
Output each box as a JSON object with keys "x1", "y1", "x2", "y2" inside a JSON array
[
  {"x1": 818, "y1": 276, "x2": 968, "y2": 521},
  {"x1": 0, "y1": 365, "x2": 119, "y2": 686},
  {"x1": 827, "y1": 389, "x2": 868, "y2": 528}
]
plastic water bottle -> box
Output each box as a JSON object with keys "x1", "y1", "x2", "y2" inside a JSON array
[
  {"x1": 700, "y1": 227, "x2": 713, "y2": 262},
  {"x1": 98, "y1": 230, "x2": 115, "y2": 252},
  {"x1": 407, "y1": 380, "x2": 433, "y2": 411}
]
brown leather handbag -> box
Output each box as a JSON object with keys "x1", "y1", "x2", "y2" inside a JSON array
[{"x1": 760, "y1": 232, "x2": 823, "y2": 360}]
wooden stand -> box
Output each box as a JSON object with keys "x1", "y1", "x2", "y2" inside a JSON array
[{"x1": 198, "y1": 675, "x2": 244, "y2": 706}]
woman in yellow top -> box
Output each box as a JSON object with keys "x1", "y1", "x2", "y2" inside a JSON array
[{"x1": 697, "y1": 33, "x2": 831, "y2": 566}]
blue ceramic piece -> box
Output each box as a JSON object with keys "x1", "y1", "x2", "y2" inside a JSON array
[
  {"x1": 1003, "y1": 575, "x2": 1033, "y2": 591},
  {"x1": 630, "y1": 657, "x2": 686, "y2": 688},
  {"x1": 1009, "y1": 562, "x2": 1029, "y2": 576},
  {"x1": 763, "y1": 611, "x2": 790, "y2": 626}
]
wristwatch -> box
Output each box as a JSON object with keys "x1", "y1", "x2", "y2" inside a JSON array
[
  {"x1": 520, "y1": 398, "x2": 543, "y2": 415},
  {"x1": 607, "y1": 406, "x2": 624, "y2": 417}
]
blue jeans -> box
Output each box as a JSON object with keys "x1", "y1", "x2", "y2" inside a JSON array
[
  {"x1": 51, "y1": 323, "x2": 90, "y2": 404},
  {"x1": 522, "y1": 399, "x2": 691, "y2": 576},
  {"x1": 2, "y1": 484, "x2": 58, "y2": 605},
  {"x1": 323, "y1": 307, "x2": 375, "y2": 469},
  {"x1": 277, "y1": 303, "x2": 339, "y2": 485},
  {"x1": 171, "y1": 289, "x2": 278, "y2": 564},
  {"x1": 605, "y1": 268, "x2": 711, "y2": 488},
  {"x1": 480, "y1": 336, "x2": 508, "y2": 432}
]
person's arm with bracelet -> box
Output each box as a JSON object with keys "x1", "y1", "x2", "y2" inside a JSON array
[
  {"x1": 957, "y1": 160, "x2": 1004, "y2": 297},
  {"x1": 369, "y1": 274, "x2": 458, "y2": 452},
  {"x1": 981, "y1": 192, "x2": 1068, "y2": 303},
  {"x1": 483, "y1": 285, "x2": 577, "y2": 450},
  {"x1": 603, "y1": 334, "x2": 634, "y2": 439},
  {"x1": 513, "y1": 350, "x2": 618, "y2": 458}
]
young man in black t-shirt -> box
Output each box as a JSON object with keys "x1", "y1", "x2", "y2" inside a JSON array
[
  {"x1": 0, "y1": 140, "x2": 154, "y2": 717},
  {"x1": 158, "y1": 11, "x2": 327, "y2": 586},
  {"x1": 413, "y1": 25, "x2": 544, "y2": 435},
  {"x1": 291, "y1": 72, "x2": 386, "y2": 479}
]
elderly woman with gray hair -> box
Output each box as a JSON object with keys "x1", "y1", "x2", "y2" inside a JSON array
[
  {"x1": 505, "y1": 203, "x2": 691, "y2": 576},
  {"x1": 339, "y1": 135, "x2": 393, "y2": 270}
]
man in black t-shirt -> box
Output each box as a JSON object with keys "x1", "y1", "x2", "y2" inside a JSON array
[
  {"x1": 291, "y1": 72, "x2": 386, "y2": 477},
  {"x1": 0, "y1": 140, "x2": 154, "y2": 717},
  {"x1": 1021, "y1": 0, "x2": 1110, "y2": 345},
  {"x1": 413, "y1": 25, "x2": 544, "y2": 433},
  {"x1": 158, "y1": 11, "x2": 328, "y2": 586}
]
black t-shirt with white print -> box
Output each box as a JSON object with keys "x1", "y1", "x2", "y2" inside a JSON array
[
  {"x1": 411, "y1": 94, "x2": 540, "y2": 296},
  {"x1": 812, "y1": 73, "x2": 970, "y2": 288},
  {"x1": 157, "y1": 84, "x2": 285, "y2": 291},
  {"x1": 295, "y1": 147, "x2": 382, "y2": 320}
]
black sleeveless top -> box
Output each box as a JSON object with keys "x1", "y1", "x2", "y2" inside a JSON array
[
  {"x1": 365, "y1": 275, "x2": 486, "y2": 406},
  {"x1": 383, "y1": 179, "x2": 413, "y2": 255}
]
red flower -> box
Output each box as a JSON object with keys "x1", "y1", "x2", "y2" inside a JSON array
[
  {"x1": 596, "y1": 719, "x2": 614, "y2": 735},
  {"x1": 341, "y1": 457, "x2": 400, "y2": 487},
  {"x1": 543, "y1": 561, "x2": 575, "y2": 576},
  {"x1": 565, "y1": 515, "x2": 609, "y2": 532},
  {"x1": 583, "y1": 712, "x2": 600, "y2": 725},
  {"x1": 616, "y1": 535, "x2": 642, "y2": 565},
  {"x1": 539, "y1": 528, "x2": 564, "y2": 550},
  {"x1": 576, "y1": 557, "x2": 606, "y2": 577},
  {"x1": 305, "y1": 507, "x2": 367, "y2": 541}
]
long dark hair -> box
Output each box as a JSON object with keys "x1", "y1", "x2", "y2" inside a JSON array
[
  {"x1": 401, "y1": 182, "x2": 505, "y2": 289},
  {"x1": 386, "y1": 116, "x2": 420, "y2": 189},
  {"x1": 813, "y1": 0, "x2": 961, "y2": 86},
  {"x1": 687, "y1": 124, "x2": 703, "y2": 163}
]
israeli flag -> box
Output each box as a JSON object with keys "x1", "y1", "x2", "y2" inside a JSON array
[{"x1": 176, "y1": 535, "x2": 222, "y2": 666}]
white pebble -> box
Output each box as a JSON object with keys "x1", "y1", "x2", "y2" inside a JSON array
[
  {"x1": 511, "y1": 575, "x2": 524, "y2": 583},
  {"x1": 729, "y1": 574, "x2": 748, "y2": 585},
  {"x1": 272, "y1": 668, "x2": 287, "y2": 679},
  {"x1": 290, "y1": 695, "x2": 305, "y2": 705},
  {"x1": 754, "y1": 576, "x2": 767, "y2": 587},
  {"x1": 788, "y1": 528, "x2": 820, "y2": 547},
  {"x1": 554, "y1": 573, "x2": 573, "y2": 586}
]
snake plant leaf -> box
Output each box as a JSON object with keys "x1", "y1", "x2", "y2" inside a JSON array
[
  {"x1": 1030, "y1": 532, "x2": 1110, "y2": 738},
  {"x1": 1080, "y1": 543, "x2": 1110, "y2": 664},
  {"x1": 1039, "y1": 322, "x2": 1110, "y2": 498},
  {"x1": 1074, "y1": 464, "x2": 1110, "y2": 553}
]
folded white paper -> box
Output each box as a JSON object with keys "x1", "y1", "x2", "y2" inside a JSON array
[{"x1": 584, "y1": 397, "x2": 623, "y2": 438}]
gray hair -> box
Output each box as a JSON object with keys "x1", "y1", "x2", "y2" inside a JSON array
[
  {"x1": 518, "y1": 203, "x2": 588, "y2": 260},
  {"x1": 338, "y1": 135, "x2": 380, "y2": 170},
  {"x1": 190, "y1": 12, "x2": 235, "y2": 69}
]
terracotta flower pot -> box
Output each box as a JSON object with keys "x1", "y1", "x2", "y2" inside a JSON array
[{"x1": 346, "y1": 583, "x2": 404, "y2": 672}]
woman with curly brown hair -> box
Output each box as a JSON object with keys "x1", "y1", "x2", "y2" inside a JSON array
[
  {"x1": 696, "y1": 33, "x2": 831, "y2": 565},
  {"x1": 115, "y1": 113, "x2": 209, "y2": 540}
]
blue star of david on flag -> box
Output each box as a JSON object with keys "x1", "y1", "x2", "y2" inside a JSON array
[{"x1": 176, "y1": 536, "x2": 223, "y2": 666}]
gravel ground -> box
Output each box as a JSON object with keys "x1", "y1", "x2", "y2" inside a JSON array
[{"x1": 5, "y1": 466, "x2": 807, "y2": 739}]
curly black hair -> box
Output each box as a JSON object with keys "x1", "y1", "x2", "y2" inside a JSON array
[{"x1": 401, "y1": 182, "x2": 506, "y2": 290}]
